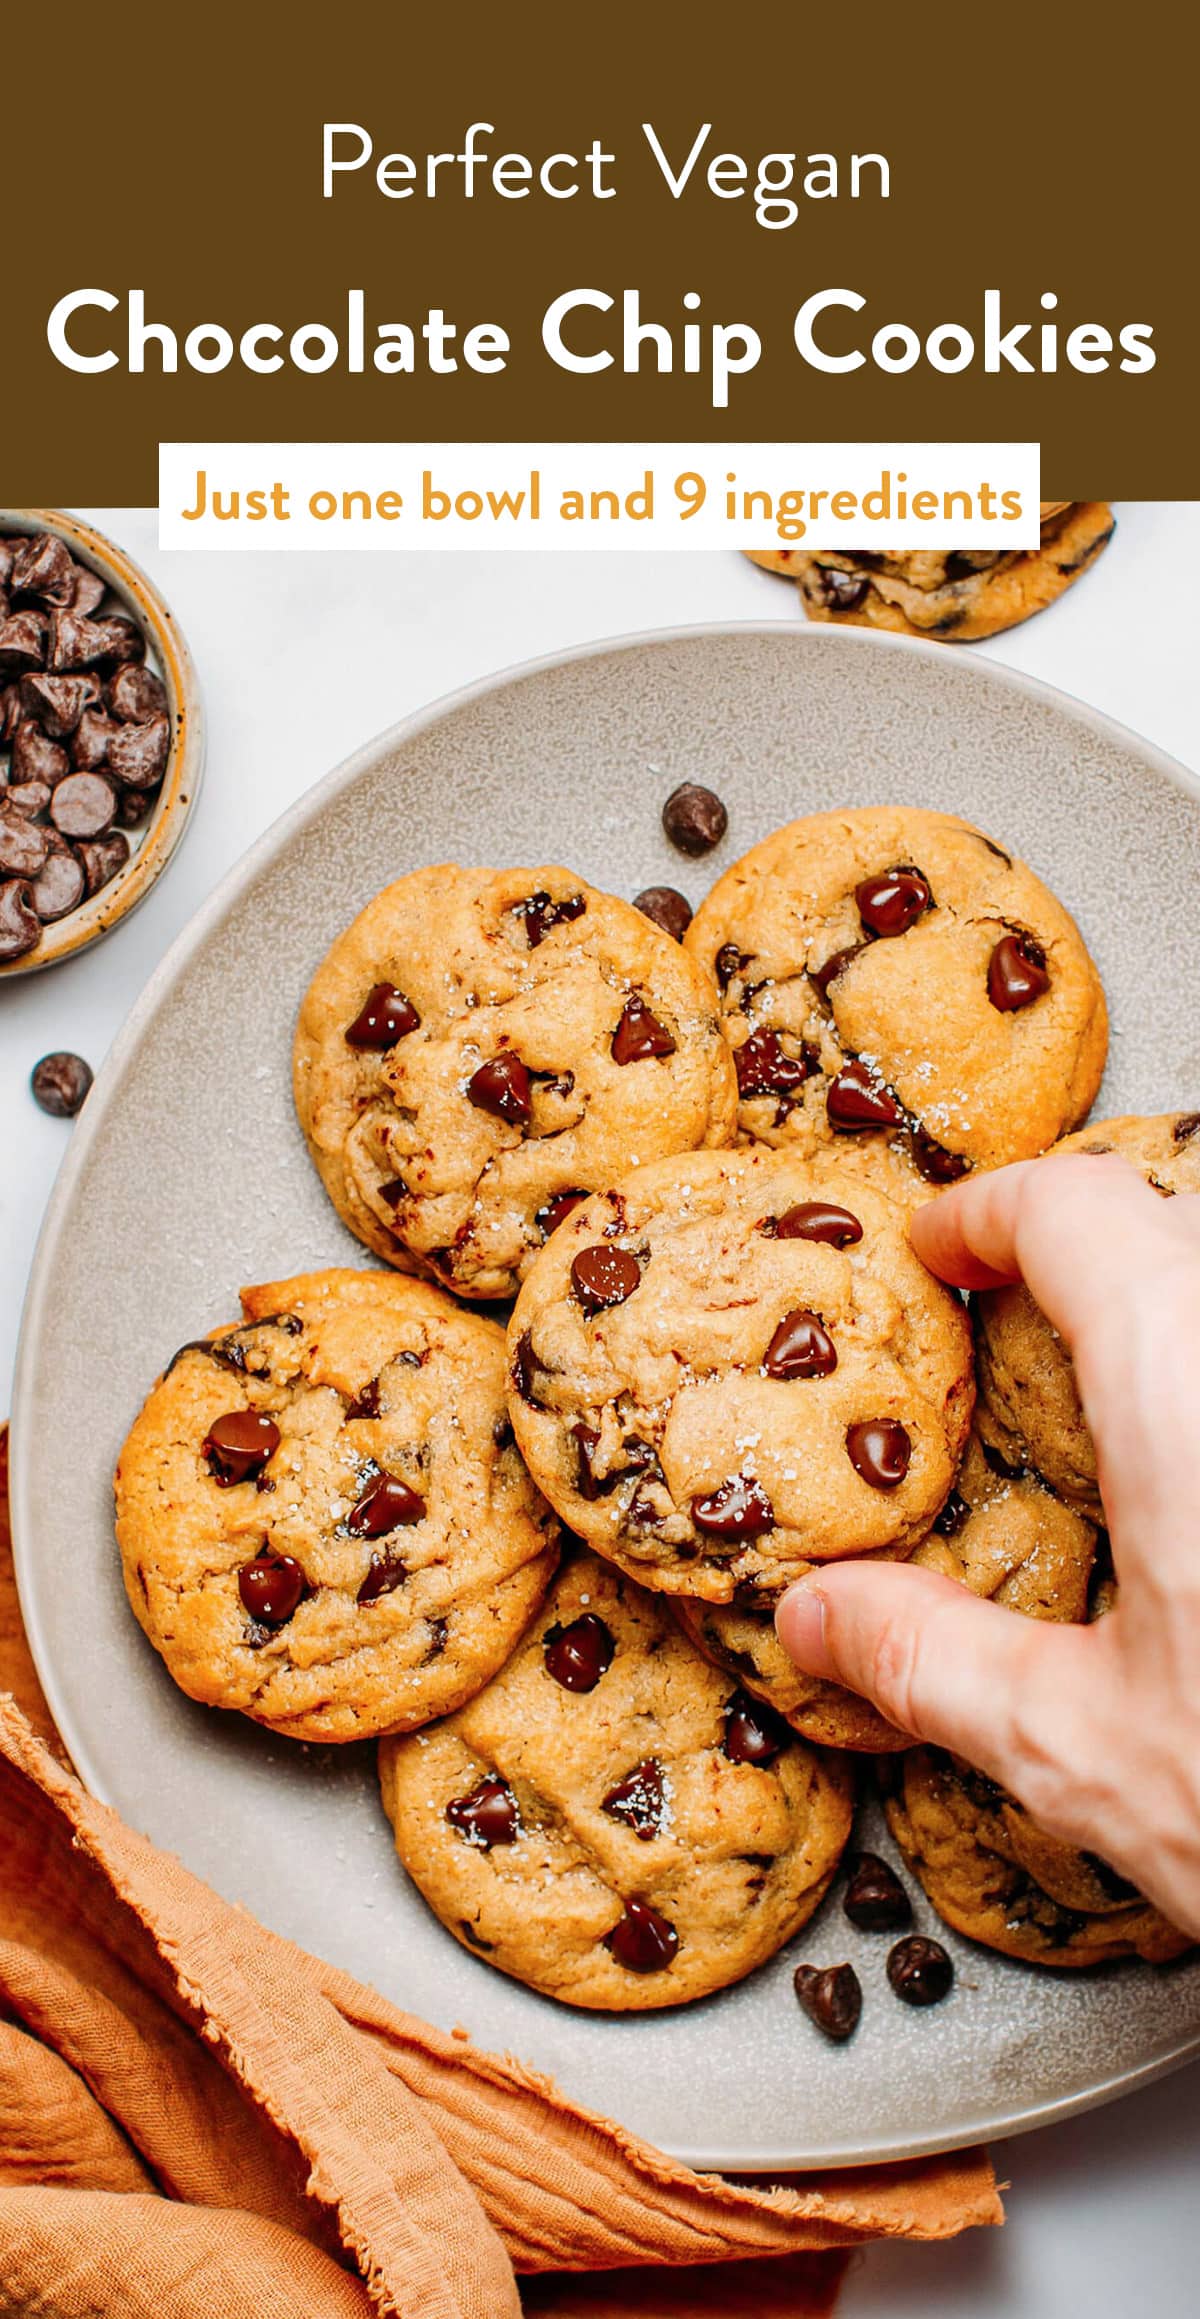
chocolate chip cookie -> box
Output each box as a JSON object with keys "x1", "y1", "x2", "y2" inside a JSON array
[
  {"x1": 974, "y1": 1112, "x2": 1200, "y2": 1514},
  {"x1": 293, "y1": 865, "x2": 738, "y2": 1301},
  {"x1": 378, "y1": 1549, "x2": 854, "y2": 2009},
  {"x1": 885, "y1": 1749, "x2": 1191, "y2": 1968},
  {"x1": 675, "y1": 1427, "x2": 1097, "y2": 1749},
  {"x1": 746, "y1": 503, "x2": 1114, "y2": 641},
  {"x1": 115, "y1": 1268, "x2": 559, "y2": 1741},
  {"x1": 686, "y1": 806, "x2": 1107, "y2": 1190},
  {"x1": 506, "y1": 1145, "x2": 974, "y2": 1602}
]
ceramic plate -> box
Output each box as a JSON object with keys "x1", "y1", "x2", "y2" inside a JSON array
[{"x1": 13, "y1": 623, "x2": 1200, "y2": 2169}]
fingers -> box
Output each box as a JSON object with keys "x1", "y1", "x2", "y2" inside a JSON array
[{"x1": 911, "y1": 1153, "x2": 1184, "y2": 1318}]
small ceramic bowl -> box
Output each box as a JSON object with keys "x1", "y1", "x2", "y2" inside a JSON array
[{"x1": 0, "y1": 508, "x2": 204, "y2": 977}]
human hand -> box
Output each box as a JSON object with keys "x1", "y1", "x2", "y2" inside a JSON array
[{"x1": 775, "y1": 1154, "x2": 1200, "y2": 1936}]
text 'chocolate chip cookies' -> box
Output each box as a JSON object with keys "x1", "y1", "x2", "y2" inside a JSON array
[
  {"x1": 293, "y1": 864, "x2": 737, "y2": 1301},
  {"x1": 115, "y1": 1268, "x2": 559, "y2": 1741},
  {"x1": 379, "y1": 1549, "x2": 853, "y2": 2009},
  {"x1": 686, "y1": 805, "x2": 1107, "y2": 1198},
  {"x1": 506, "y1": 1144, "x2": 974, "y2": 1600}
]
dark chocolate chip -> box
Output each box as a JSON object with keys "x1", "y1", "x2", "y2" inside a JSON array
[
  {"x1": 356, "y1": 1554, "x2": 408, "y2": 1603},
  {"x1": 1079, "y1": 1850, "x2": 1140, "y2": 1904},
  {"x1": 30, "y1": 846, "x2": 86, "y2": 923},
  {"x1": 108, "y1": 662, "x2": 167, "y2": 722},
  {"x1": 988, "y1": 933, "x2": 1050, "y2": 1012},
  {"x1": 932, "y1": 1488, "x2": 970, "y2": 1537},
  {"x1": 691, "y1": 1475, "x2": 775, "y2": 1542},
  {"x1": 10, "y1": 532, "x2": 76, "y2": 605},
  {"x1": 238, "y1": 1553, "x2": 305, "y2": 1626},
  {"x1": 661, "y1": 781, "x2": 728, "y2": 857},
  {"x1": 75, "y1": 832, "x2": 130, "y2": 896},
  {"x1": 49, "y1": 772, "x2": 117, "y2": 840},
  {"x1": 0, "y1": 879, "x2": 40, "y2": 961},
  {"x1": 604, "y1": 1897, "x2": 679, "y2": 1973},
  {"x1": 855, "y1": 867, "x2": 932, "y2": 937},
  {"x1": 601, "y1": 1758, "x2": 665, "y2": 1839},
  {"x1": 116, "y1": 787, "x2": 155, "y2": 829},
  {"x1": 714, "y1": 941, "x2": 750, "y2": 990},
  {"x1": 0, "y1": 611, "x2": 49, "y2": 675},
  {"x1": 536, "y1": 1188, "x2": 586, "y2": 1238},
  {"x1": 515, "y1": 889, "x2": 585, "y2": 945},
  {"x1": 887, "y1": 1934, "x2": 954, "y2": 2006},
  {"x1": 19, "y1": 672, "x2": 98, "y2": 737},
  {"x1": 571, "y1": 1243, "x2": 641, "y2": 1315},
  {"x1": 543, "y1": 1611, "x2": 615, "y2": 1692},
  {"x1": 633, "y1": 884, "x2": 693, "y2": 941},
  {"x1": 843, "y1": 1851, "x2": 913, "y2": 1932},
  {"x1": 809, "y1": 943, "x2": 866, "y2": 1000},
  {"x1": 423, "y1": 1614, "x2": 449, "y2": 1661},
  {"x1": 71, "y1": 710, "x2": 117, "y2": 771},
  {"x1": 723, "y1": 1687, "x2": 790, "y2": 1765},
  {"x1": 511, "y1": 1329, "x2": 540, "y2": 1405},
  {"x1": 611, "y1": 995, "x2": 677, "y2": 1064},
  {"x1": 49, "y1": 610, "x2": 142, "y2": 672},
  {"x1": 734, "y1": 1027, "x2": 817, "y2": 1100},
  {"x1": 7, "y1": 782, "x2": 54, "y2": 822},
  {"x1": 345, "y1": 982, "x2": 420, "y2": 1049},
  {"x1": 203, "y1": 1410, "x2": 281, "y2": 1486},
  {"x1": 0, "y1": 815, "x2": 48, "y2": 879},
  {"x1": 826, "y1": 1059, "x2": 906, "y2": 1131},
  {"x1": 763, "y1": 1308, "x2": 837, "y2": 1381},
  {"x1": 793, "y1": 1961, "x2": 862, "y2": 2042},
  {"x1": 346, "y1": 1471, "x2": 426, "y2": 1536},
  {"x1": 446, "y1": 1775, "x2": 521, "y2": 1848},
  {"x1": 30, "y1": 1050, "x2": 93, "y2": 1116},
  {"x1": 1174, "y1": 1113, "x2": 1200, "y2": 1146},
  {"x1": 467, "y1": 1051, "x2": 533, "y2": 1124},
  {"x1": 815, "y1": 564, "x2": 869, "y2": 611},
  {"x1": 107, "y1": 714, "x2": 169, "y2": 789},
  {"x1": 767, "y1": 1199, "x2": 863, "y2": 1248},
  {"x1": 12, "y1": 722, "x2": 69, "y2": 786},
  {"x1": 846, "y1": 1419, "x2": 911, "y2": 1489},
  {"x1": 910, "y1": 1128, "x2": 971, "y2": 1184},
  {"x1": 70, "y1": 566, "x2": 108, "y2": 616},
  {"x1": 345, "y1": 1375, "x2": 382, "y2": 1421}
]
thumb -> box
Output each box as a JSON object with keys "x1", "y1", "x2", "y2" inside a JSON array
[{"x1": 775, "y1": 1561, "x2": 1098, "y2": 1790}]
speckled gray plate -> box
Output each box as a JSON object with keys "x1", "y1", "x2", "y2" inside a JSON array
[{"x1": 13, "y1": 623, "x2": 1200, "y2": 2170}]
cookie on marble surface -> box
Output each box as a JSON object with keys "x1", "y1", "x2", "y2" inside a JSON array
[
  {"x1": 379, "y1": 1549, "x2": 854, "y2": 2009},
  {"x1": 115, "y1": 1268, "x2": 559, "y2": 1742},
  {"x1": 686, "y1": 805, "x2": 1107, "y2": 1191},
  {"x1": 975, "y1": 1112, "x2": 1200, "y2": 1516},
  {"x1": 293, "y1": 864, "x2": 737, "y2": 1301},
  {"x1": 506, "y1": 1145, "x2": 973, "y2": 1602}
]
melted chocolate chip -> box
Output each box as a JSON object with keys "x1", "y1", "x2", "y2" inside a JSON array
[
  {"x1": 932, "y1": 1488, "x2": 970, "y2": 1537},
  {"x1": 826, "y1": 1060, "x2": 905, "y2": 1131},
  {"x1": 633, "y1": 885, "x2": 693, "y2": 941},
  {"x1": 238, "y1": 1553, "x2": 305, "y2": 1626},
  {"x1": 988, "y1": 933, "x2": 1050, "y2": 1012},
  {"x1": 714, "y1": 941, "x2": 750, "y2": 990},
  {"x1": 793, "y1": 1961, "x2": 862, "y2": 2042},
  {"x1": 809, "y1": 943, "x2": 866, "y2": 1000},
  {"x1": 910, "y1": 1128, "x2": 971, "y2": 1184},
  {"x1": 511, "y1": 1330, "x2": 540, "y2": 1405},
  {"x1": 346, "y1": 1471, "x2": 426, "y2": 1536},
  {"x1": 543, "y1": 1611, "x2": 615, "y2": 1692},
  {"x1": 604, "y1": 1897, "x2": 679, "y2": 1973},
  {"x1": 345, "y1": 1376, "x2": 382, "y2": 1421},
  {"x1": 601, "y1": 1758, "x2": 665, "y2": 1839},
  {"x1": 691, "y1": 1476, "x2": 775, "y2": 1543},
  {"x1": 611, "y1": 996, "x2": 677, "y2": 1064},
  {"x1": 345, "y1": 982, "x2": 420, "y2": 1049},
  {"x1": 571, "y1": 1243, "x2": 642, "y2": 1315},
  {"x1": 846, "y1": 1419, "x2": 911, "y2": 1489},
  {"x1": 815, "y1": 565, "x2": 869, "y2": 612},
  {"x1": 536, "y1": 1188, "x2": 586, "y2": 1238},
  {"x1": 516, "y1": 889, "x2": 585, "y2": 946},
  {"x1": 661, "y1": 781, "x2": 728, "y2": 857},
  {"x1": 378, "y1": 1176, "x2": 408, "y2": 1209},
  {"x1": 763, "y1": 1308, "x2": 837, "y2": 1381},
  {"x1": 356, "y1": 1553, "x2": 408, "y2": 1603},
  {"x1": 202, "y1": 1410, "x2": 281, "y2": 1486},
  {"x1": 446, "y1": 1776, "x2": 521, "y2": 1848},
  {"x1": 887, "y1": 1934, "x2": 954, "y2": 2006},
  {"x1": 734, "y1": 1027, "x2": 818, "y2": 1101},
  {"x1": 723, "y1": 1688, "x2": 790, "y2": 1765},
  {"x1": 467, "y1": 1051, "x2": 532, "y2": 1124},
  {"x1": 1080, "y1": 1851, "x2": 1140, "y2": 1904},
  {"x1": 843, "y1": 1851, "x2": 913, "y2": 1932},
  {"x1": 423, "y1": 1615, "x2": 449, "y2": 1661},
  {"x1": 768, "y1": 1199, "x2": 864, "y2": 1248},
  {"x1": 855, "y1": 866, "x2": 932, "y2": 937}
]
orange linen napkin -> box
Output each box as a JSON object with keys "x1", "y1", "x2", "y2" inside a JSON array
[{"x1": 0, "y1": 1430, "x2": 999, "y2": 2316}]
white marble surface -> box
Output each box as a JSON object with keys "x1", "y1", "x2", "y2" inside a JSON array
[{"x1": 2, "y1": 507, "x2": 1197, "y2": 2310}]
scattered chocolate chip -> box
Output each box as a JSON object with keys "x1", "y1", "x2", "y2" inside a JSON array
[
  {"x1": 0, "y1": 879, "x2": 40, "y2": 961},
  {"x1": 467, "y1": 1050, "x2": 533, "y2": 1124},
  {"x1": 692, "y1": 1475, "x2": 775, "y2": 1542},
  {"x1": 346, "y1": 1471, "x2": 426, "y2": 1536},
  {"x1": 446, "y1": 1775, "x2": 521, "y2": 1848},
  {"x1": 611, "y1": 995, "x2": 677, "y2": 1065},
  {"x1": 734, "y1": 1026, "x2": 817, "y2": 1100},
  {"x1": 238, "y1": 1553, "x2": 305, "y2": 1626},
  {"x1": 536, "y1": 1188, "x2": 586, "y2": 1238},
  {"x1": 793, "y1": 1961, "x2": 862, "y2": 2042},
  {"x1": 843, "y1": 1852, "x2": 913, "y2": 1932},
  {"x1": 856, "y1": 867, "x2": 932, "y2": 937},
  {"x1": 12, "y1": 722, "x2": 69, "y2": 786},
  {"x1": 75, "y1": 832, "x2": 130, "y2": 896},
  {"x1": 203, "y1": 1410, "x2": 281, "y2": 1486},
  {"x1": 30, "y1": 846, "x2": 86, "y2": 923},
  {"x1": 763, "y1": 1308, "x2": 837, "y2": 1381},
  {"x1": 714, "y1": 941, "x2": 750, "y2": 990},
  {"x1": 345, "y1": 982, "x2": 420, "y2": 1049},
  {"x1": 932, "y1": 1488, "x2": 970, "y2": 1537},
  {"x1": 768, "y1": 1199, "x2": 863, "y2": 1248},
  {"x1": 723, "y1": 1687, "x2": 790, "y2": 1765},
  {"x1": 516, "y1": 888, "x2": 585, "y2": 945},
  {"x1": 826, "y1": 1059, "x2": 906, "y2": 1131},
  {"x1": 633, "y1": 884, "x2": 693, "y2": 941},
  {"x1": 846, "y1": 1419, "x2": 911, "y2": 1489},
  {"x1": 662, "y1": 781, "x2": 728, "y2": 857},
  {"x1": 107, "y1": 714, "x2": 170, "y2": 789},
  {"x1": 601, "y1": 1758, "x2": 665, "y2": 1839},
  {"x1": 988, "y1": 933, "x2": 1050, "y2": 1012},
  {"x1": 543, "y1": 1611, "x2": 615, "y2": 1692},
  {"x1": 571, "y1": 1242, "x2": 641, "y2": 1315},
  {"x1": 910, "y1": 1128, "x2": 970, "y2": 1184},
  {"x1": 0, "y1": 815, "x2": 48, "y2": 879},
  {"x1": 108, "y1": 662, "x2": 167, "y2": 721},
  {"x1": 887, "y1": 1934, "x2": 954, "y2": 2006},
  {"x1": 49, "y1": 771, "x2": 117, "y2": 840},
  {"x1": 604, "y1": 1897, "x2": 679, "y2": 1973},
  {"x1": 809, "y1": 943, "x2": 866, "y2": 1000},
  {"x1": 30, "y1": 1050, "x2": 93, "y2": 1116}
]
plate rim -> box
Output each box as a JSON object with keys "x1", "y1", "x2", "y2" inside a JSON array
[{"x1": 12, "y1": 615, "x2": 1200, "y2": 2170}]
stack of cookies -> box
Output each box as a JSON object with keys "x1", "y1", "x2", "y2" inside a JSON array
[{"x1": 115, "y1": 809, "x2": 1191, "y2": 2018}]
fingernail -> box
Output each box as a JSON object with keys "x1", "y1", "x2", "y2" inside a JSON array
[{"x1": 775, "y1": 1580, "x2": 837, "y2": 1679}]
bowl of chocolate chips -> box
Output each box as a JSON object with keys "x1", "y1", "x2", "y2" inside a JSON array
[{"x1": 0, "y1": 510, "x2": 203, "y2": 974}]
